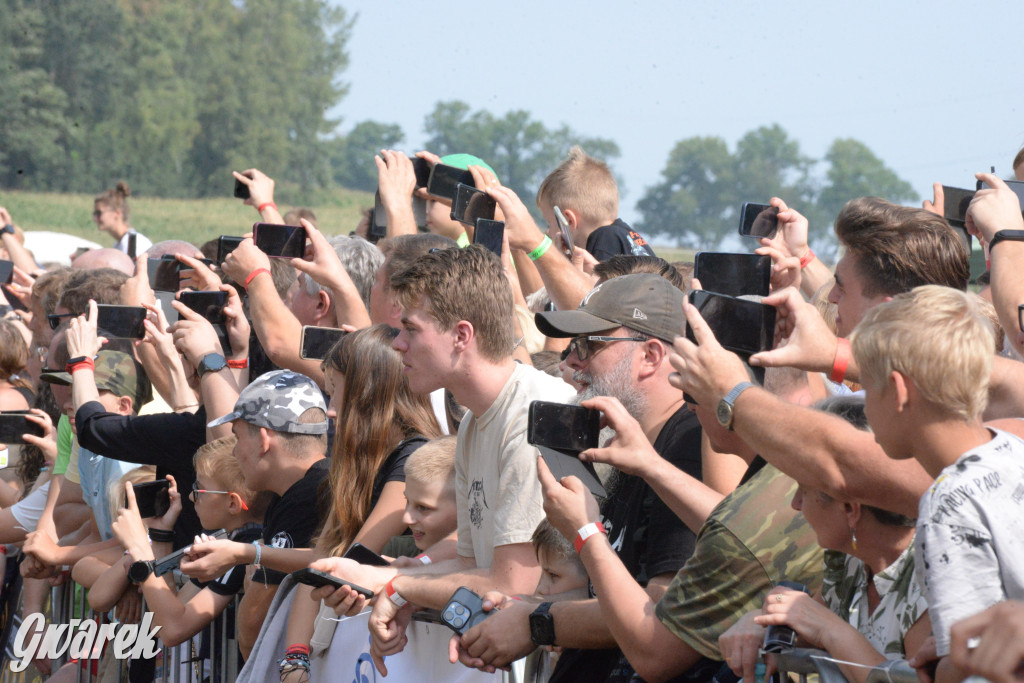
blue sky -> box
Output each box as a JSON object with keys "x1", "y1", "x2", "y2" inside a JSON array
[{"x1": 328, "y1": 0, "x2": 1024, "y2": 232}]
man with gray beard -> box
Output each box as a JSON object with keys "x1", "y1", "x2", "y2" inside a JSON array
[{"x1": 453, "y1": 273, "x2": 706, "y2": 683}]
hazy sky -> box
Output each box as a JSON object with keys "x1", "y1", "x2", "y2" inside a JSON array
[{"x1": 328, "y1": 0, "x2": 1024, "y2": 232}]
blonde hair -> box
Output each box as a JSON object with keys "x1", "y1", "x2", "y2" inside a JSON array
[
  {"x1": 536, "y1": 146, "x2": 618, "y2": 225},
  {"x1": 531, "y1": 519, "x2": 585, "y2": 574},
  {"x1": 107, "y1": 465, "x2": 156, "y2": 522},
  {"x1": 850, "y1": 285, "x2": 994, "y2": 421},
  {"x1": 403, "y1": 436, "x2": 456, "y2": 488}
]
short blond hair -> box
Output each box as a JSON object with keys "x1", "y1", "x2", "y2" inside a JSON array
[
  {"x1": 195, "y1": 435, "x2": 268, "y2": 515},
  {"x1": 403, "y1": 436, "x2": 456, "y2": 488},
  {"x1": 536, "y1": 146, "x2": 618, "y2": 225},
  {"x1": 851, "y1": 285, "x2": 994, "y2": 421}
]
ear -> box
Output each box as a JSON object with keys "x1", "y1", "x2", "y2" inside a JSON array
[
  {"x1": 638, "y1": 338, "x2": 666, "y2": 379},
  {"x1": 313, "y1": 289, "x2": 332, "y2": 323},
  {"x1": 890, "y1": 370, "x2": 910, "y2": 412},
  {"x1": 118, "y1": 395, "x2": 134, "y2": 416},
  {"x1": 452, "y1": 320, "x2": 474, "y2": 353},
  {"x1": 228, "y1": 492, "x2": 248, "y2": 514},
  {"x1": 844, "y1": 501, "x2": 862, "y2": 527},
  {"x1": 258, "y1": 427, "x2": 272, "y2": 455},
  {"x1": 562, "y1": 208, "x2": 581, "y2": 231}
]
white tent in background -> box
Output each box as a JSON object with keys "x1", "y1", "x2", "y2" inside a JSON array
[{"x1": 21, "y1": 232, "x2": 103, "y2": 266}]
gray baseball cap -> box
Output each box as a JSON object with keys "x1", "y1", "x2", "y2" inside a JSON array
[
  {"x1": 207, "y1": 370, "x2": 328, "y2": 435},
  {"x1": 535, "y1": 273, "x2": 685, "y2": 344}
]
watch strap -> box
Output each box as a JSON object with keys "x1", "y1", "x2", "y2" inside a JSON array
[
  {"x1": 198, "y1": 353, "x2": 227, "y2": 377},
  {"x1": 530, "y1": 601, "x2": 556, "y2": 646},
  {"x1": 988, "y1": 229, "x2": 1024, "y2": 252}
]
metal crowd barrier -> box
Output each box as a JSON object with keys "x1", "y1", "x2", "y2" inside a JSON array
[
  {"x1": 0, "y1": 572, "x2": 240, "y2": 682},
  {"x1": 770, "y1": 647, "x2": 919, "y2": 683}
]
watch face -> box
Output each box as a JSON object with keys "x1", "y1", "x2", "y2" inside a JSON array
[
  {"x1": 128, "y1": 560, "x2": 153, "y2": 583},
  {"x1": 529, "y1": 611, "x2": 555, "y2": 646},
  {"x1": 716, "y1": 400, "x2": 732, "y2": 427}
]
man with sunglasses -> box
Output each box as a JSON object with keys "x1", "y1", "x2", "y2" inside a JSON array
[{"x1": 451, "y1": 273, "x2": 706, "y2": 682}]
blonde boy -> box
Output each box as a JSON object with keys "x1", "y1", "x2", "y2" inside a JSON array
[
  {"x1": 401, "y1": 436, "x2": 458, "y2": 561},
  {"x1": 851, "y1": 285, "x2": 1024, "y2": 661}
]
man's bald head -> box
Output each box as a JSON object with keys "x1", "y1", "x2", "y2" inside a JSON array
[
  {"x1": 145, "y1": 240, "x2": 203, "y2": 260},
  {"x1": 72, "y1": 248, "x2": 134, "y2": 275}
]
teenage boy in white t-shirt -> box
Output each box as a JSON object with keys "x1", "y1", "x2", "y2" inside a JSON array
[
  {"x1": 851, "y1": 285, "x2": 1024, "y2": 680},
  {"x1": 310, "y1": 244, "x2": 574, "y2": 672}
]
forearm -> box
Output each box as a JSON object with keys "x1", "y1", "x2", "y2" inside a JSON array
[
  {"x1": 732, "y1": 389, "x2": 930, "y2": 518},
  {"x1": 532, "y1": 249, "x2": 594, "y2": 312},
  {"x1": 284, "y1": 584, "x2": 318, "y2": 649},
  {"x1": 200, "y1": 370, "x2": 240, "y2": 440},
  {"x1": 246, "y1": 542, "x2": 314, "y2": 575},
  {"x1": 0, "y1": 479, "x2": 22, "y2": 508},
  {"x1": 638, "y1": 455, "x2": 724, "y2": 534},
  {"x1": 984, "y1": 355, "x2": 1024, "y2": 420},
  {"x1": 511, "y1": 251, "x2": 544, "y2": 296},
  {"x1": 384, "y1": 201, "x2": 417, "y2": 238},
  {"x1": 55, "y1": 536, "x2": 122, "y2": 567},
  {"x1": 328, "y1": 284, "x2": 372, "y2": 329},
  {"x1": 798, "y1": 259, "x2": 833, "y2": 299},
  {"x1": 989, "y1": 241, "x2": 1024, "y2": 356},
  {"x1": 817, "y1": 620, "x2": 887, "y2": 683},
  {"x1": 246, "y1": 277, "x2": 304, "y2": 367},
  {"x1": 70, "y1": 368, "x2": 101, "y2": 413},
  {"x1": 1, "y1": 233, "x2": 38, "y2": 274},
  {"x1": 87, "y1": 558, "x2": 133, "y2": 611},
  {"x1": 393, "y1": 555, "x2": 539, "y2": 610},
  {"x1": 259, "y1": 205, "x2": 285, "y2": 226},
  {"x1": 134, "y1": 343, "x2": 174, "y2": 405}
]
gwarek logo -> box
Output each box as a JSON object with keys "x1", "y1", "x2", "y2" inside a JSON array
[{"x1": 10, "y1": 613, "x2": 161, "y2": 672}]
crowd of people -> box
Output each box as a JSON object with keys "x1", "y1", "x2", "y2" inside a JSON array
[{"x1": 0, "y1": 142, "x2": 1022, "y2": 683}]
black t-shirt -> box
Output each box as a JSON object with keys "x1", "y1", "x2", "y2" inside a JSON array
[
  {"x1": 254, "y1": 458, "x2": 330, "y2": 585},
  {"x1": 550, "y1": 406, "x2": 703, "y2": 683},
  {"x1": 370, "y1": 436, "x2": 427, "y2": 505},
  {"x1": 76, "y1": 401, "x2": 205, "y2": 549},
  {"x1": 585, "y1": 219, "x2": 656, "y2": 262},
  {"x1": 190, "y1": 523, "x2": 264, "y2": 596}
]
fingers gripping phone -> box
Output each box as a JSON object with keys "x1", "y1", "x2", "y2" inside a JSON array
[
  {"x1": 179, "y1": 291, "x2": 228, "y2": 326},
  {"x1": 762, "y1": 581, "x2": 810, "y2": 652},
  {"x1": 685, "y1": 291, "x2": 776, "y2": 356},
  {"x1": 131, "y1": 479, "x2": 171, "y2": 519},
  {"x1": 553, "y1": 206, "x2": 574, "y2": 257},
  {"x1": 441, "y1": 587, "x2": 493, "y2": 635},
  {"x1": 290, "y1": 568, "x2": 374, "y2": 599},
  {"x1": 148, "y1": 256, "x2": 181, "y2": 293},
  {"x1": 217, "y1": 236, "x2": 244, "y2": 264},
  {"x1": 252, "y1": 223, "x2": 307, "y2": 258},
  {"x1": 451, "y1": 184, "x2": 496, "y2": 226},
  {"x1": 0, "y1": 411, "x2": 46, "y2": 444},
  {"x1": 154, "y1": 529, "x2": 228, "y2": 576},
  {"x1": 426, "y1": 164, "x2": 474, "y2": 202},
  {"x1": 527, "y1": 401, "x2": 607, "y2": 498}
]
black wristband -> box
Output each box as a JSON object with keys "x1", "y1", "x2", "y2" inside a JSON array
[{"x1": 148, "y1": 528, "x2": 175, "y2": 544}]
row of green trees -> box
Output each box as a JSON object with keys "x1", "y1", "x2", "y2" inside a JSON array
[{"x1": 1, "y1": 0, "x2": 917, "y2": 248}]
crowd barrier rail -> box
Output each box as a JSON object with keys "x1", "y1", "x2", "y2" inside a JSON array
[{"x1": 770, "y1": 647, "x2": 919, "y2": 683}]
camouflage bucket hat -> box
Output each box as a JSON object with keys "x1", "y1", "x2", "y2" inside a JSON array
[
  {"x1": 39, "y1": 350, "x2": 152, "y2": 407},
  {"x1": 207, "y1": 370, "x2": 327, "y2": 435}
]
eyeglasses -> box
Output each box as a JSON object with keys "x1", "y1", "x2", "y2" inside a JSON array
[
  {"x1": 47, "y1": 312, "x2": 75, "y2": 330},
  {"x1": 92, "y1": 208, "x2": 110, "y2": 218},
  {"x1": 566, "y1": 335, "x2": 647, "y2": 361},
  {"x1": 189, "y1": 482, "x2": 248, "y2": 510},
  {"x1": 1019, "y1": 304, "x2": 1024, "y2": 335}
]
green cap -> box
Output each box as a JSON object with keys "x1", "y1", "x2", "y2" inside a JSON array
[
  {"x1": 439, "y1": 153, "x2": 497, "y2": 179},
  {"x1": 40, "y1": 350, "x2": 152, "y2": 408}
]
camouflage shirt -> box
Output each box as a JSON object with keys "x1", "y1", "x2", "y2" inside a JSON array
[
  {"x1": 654, "y1": 462, "x2": 824, "y2": 660},
  {"x1": 822, "y1": 544, "x2": 927, "y2": 659}
]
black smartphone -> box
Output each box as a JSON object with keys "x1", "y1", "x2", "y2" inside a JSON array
[
  {"x1": 299, "y1": 326, "x2": 347, "y2": 361},
  {"x1": 343, "y1": 543, "x2": 391, "y2": 567},
  {"x1": 233, "y1": 177, "x2": 251, "y2": 200},
  {"x1": 179, "y1": 291, "x2": 228, "y2": 326},
  {"x1": 96, "y1": 304, "x2": 147, "y2": 339},
  {"x1": 411, "y1": 157, "x2": 432, "y2": 189},
  {"x1": 527, "y1": 401, "x2": 601, "y2": 454},
  {"x1": 976, "y1": 179, "x2": 1024, "y2": 211},
  {"x1": 290, "y1": 568, "x2": 374, "y2": 599},
  {"x1": 553, "y1": 206, "x2": 574, "y2": 257},
  {"x1": 217, "y1": 236, "x2": 244, "y2": 264},
  {"x1": 538, "y1": 446, "x2": 606, "y2": 499},
  {"x1": 148, "y1": 256, "x2": 181, "y2": 293},
  {"x1": 0, "y1": 411, "x2": 46, "y2": 444},
  {"x1": 154, "y1": 529, "x2": 228, "y2": 576},
  {"x1": 0, "y1": 260, "x2": 14, "y2": 285},
  {"x1": 371, "y1": 191, "x2": 388, "y2": 239},
  {"x1": 126, "y1": 233, "x2": 137, "y2": 260},
  {"x1": 694, "y1": 252, "x2": 771, "y2": 298},
  {"x1": 941, "y1": 186, "x2": 976, "y2": 227},
  {"x1": 441, "y1": 587, "x2": 493, "y2": 635},
  {"x1": 427, "y1": 164, "x2": 474, "y2": 202},
  {"x1": 131, "y1": 479, "x2": 171, "y2": 519},
  {"x1": 473, "y1": 219, "x2": 505, "y2": 256},
  {"x1": 762, "y1": 581, "x2": 810, "y2": 652},
  {"x1": 451, "y1": 184, "x2": 496, "y2": 226},
  {"x1": 253, "y1": 223, "x2": 307, "y2": 258},
  {"x1": 686, "y1": 291, "x2": 776, "y2": 356},
  {"x1": 738, "y1": 203, "x2": 779, "y2": 239},
  {"x1": 412, "y1": 195, "x2": 428, "y2": 229}
]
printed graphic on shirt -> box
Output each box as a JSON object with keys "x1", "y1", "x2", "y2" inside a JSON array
[{"x1": 468, "y1": 478, "x2": 488, "y2": 528}]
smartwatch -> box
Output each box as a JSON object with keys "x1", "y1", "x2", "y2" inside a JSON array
[
  {"x1": 0, "y1": 224, "x2": 14, "y2": 236},
  {"x1": 128, "y1": 559, "x2": 156, "y2": 584},
  {"x1": 987, "y1": 230, "x2": 1024, "y2": 252},
  {"x1": 197, "y1": 353, "x2": 228, "y2": 378},
  {"x1": 529, "y1": 602, "x2": 556, "y2": 646},
  {"x1": 716, "y1": 381, "x2": 755, "y2": 431}
]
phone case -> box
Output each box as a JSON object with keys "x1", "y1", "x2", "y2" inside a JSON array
[{"x1": 441, "y1": 587, "x2": 491, "y2": 635}]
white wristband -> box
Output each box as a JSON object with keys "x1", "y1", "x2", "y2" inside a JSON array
[
  {"x1": 385, "y1": 579, "x2": 407, "y2": 607},
  {"x1": 251, "y1": 541, "x2": 262, "y2": 568},
  {"x1": 574, "y1": 522, "x2": 607, "y2": 554},
  {"x1": 416, "y1": 554, "x2": 432, "y2": 565}
]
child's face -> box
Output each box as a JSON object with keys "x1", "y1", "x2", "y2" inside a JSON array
[
  {"x1": 191, "y1": 474, "x2": 235, "y2": 530},
  {"x1": 402, "y1": 476, "x2": 457, "y2": 551},
  {"x1": 425, "y1": 197, "x2": 465, "y2": 241},
  {"x1": 536, "y1": 548, "x2": 589, "y2": 597}
]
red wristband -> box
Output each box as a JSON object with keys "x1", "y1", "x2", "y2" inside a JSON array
[
  {"x1": 226, "y1": 358, "x2": 248, "y2": 369},
  {"x1": 799, "y1": 249, "x2": 815, "y2": 269},
  {"x1": 244, "y1": 267, "x2": 270, "y2": 290},
  {"x1": 830, "y1": 337, "x2": 851, "y2": 383},
  {"x1": 385, "y1": 578, "x2": 407, "y2": 607},
  {"x1": 573, "y1": 522, "x2": 607, "y2": 554},
  {"x1": 415, "y1": 554, "x2": 432, "y2": 565},
  {"x1": 66, "y1": 358, "x2": 95, "y2": 374},
  {"x1": 257, "y1": 201, "x2": 277, "y2": 214},
  {"x1": 284, "y1": 643, "x2": 310, "y2": 655}
]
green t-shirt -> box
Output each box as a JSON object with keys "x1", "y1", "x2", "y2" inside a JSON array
[{"x1": 52, "y1": 414, "x2": 72, "y2": 476}]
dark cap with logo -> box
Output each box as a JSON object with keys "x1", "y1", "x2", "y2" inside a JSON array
[{"x1": 535, "y1": 273, "x2": 685, "y2": 343}]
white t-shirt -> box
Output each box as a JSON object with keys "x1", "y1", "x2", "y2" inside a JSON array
[
  {"x1": 455, "y1": 363, "x2": 575, "y2": 568},
  {"x1": 914, "y1": 428, "x2": 1024, "y2": 656},
  {"x1": 114, "y1": 229, "x2": 153, "y2": 255}
]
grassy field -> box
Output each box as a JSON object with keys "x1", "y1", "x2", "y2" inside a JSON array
[{"x1": 1, "y1": 187, "x2": 696, "y2": 262}]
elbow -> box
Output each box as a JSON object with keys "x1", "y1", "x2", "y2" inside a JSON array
[
  {"x1": 634, "y1": 658, "x2": 679, "y2": 683},
  {"x1": 157, "y1": 628, "x2": 188, "y2": 648}
]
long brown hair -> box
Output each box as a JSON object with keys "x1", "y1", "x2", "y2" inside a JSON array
[{"x1": 317, "y1": 324, "x2": 442, "y2": 557}]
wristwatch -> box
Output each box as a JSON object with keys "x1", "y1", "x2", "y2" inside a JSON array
[
  {"x1": 717, "y1": 381, "x2": 755, "y2": 431},
  {"x1": 127, "y1": 559, "x2": 156, "y2": 584},
  {"x1": 197, "y1": 352, "x2": 228, "y2": 378},
  {"x1": 529, "y1": 602, "x2": 556, "y2": 646},
  {"x1": 0, "y1": 224, "x2": 14, "y2": 236},
  {"x1": 987, "y1": 230, "x2": 1024, "y2": 252}
]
